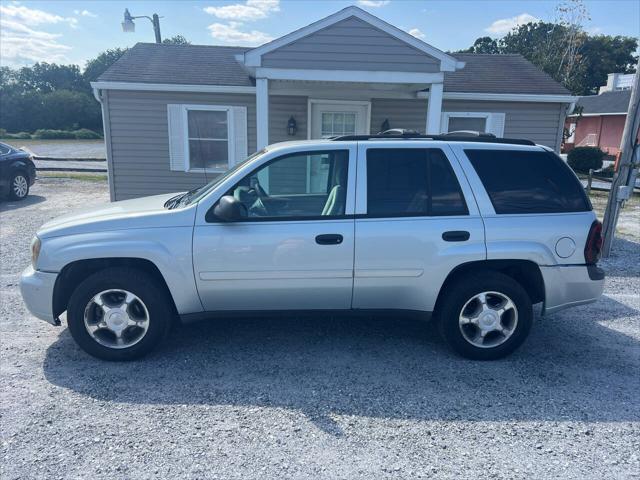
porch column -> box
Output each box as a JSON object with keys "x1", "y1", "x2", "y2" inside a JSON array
[
  {"x1": 425, "y1": 82, "x2": 443, "y2": 134},
  {"x1": 256, "y1": 77, "x2": 269, "y2": 149}
]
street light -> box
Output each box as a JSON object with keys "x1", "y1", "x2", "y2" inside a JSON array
[{"x1": 121, "y1": 8, "x2": 162, "y2": 44}]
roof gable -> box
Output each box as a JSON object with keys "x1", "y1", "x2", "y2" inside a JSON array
[{"x1": 241, "y1": 6, "x2": 463, "y2": 72}]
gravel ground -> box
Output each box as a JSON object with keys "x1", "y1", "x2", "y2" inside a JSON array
[{"x1": 1, "y1": 178, "x2": 639, "y2": 479}]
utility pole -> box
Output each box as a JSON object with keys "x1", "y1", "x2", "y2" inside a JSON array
[
  {"x1": 601, "y1": 62, "x2": 640, "y2": 257},
  {"x1": 151, "y1": 14, "x2": 162, "y2": 44}
]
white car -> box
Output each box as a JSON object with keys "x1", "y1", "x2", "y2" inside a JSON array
[{"x1": 21, "y1": 133, "x2": 605, "y2": 361}]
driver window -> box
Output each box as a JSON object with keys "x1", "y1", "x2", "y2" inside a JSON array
[{"x1": 228, "y1": 150, "x2": 349, "y2": 219}]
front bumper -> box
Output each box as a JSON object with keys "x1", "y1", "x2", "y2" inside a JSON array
[
  {"x1": 20, "y1": 266, "x2": 59, "y2": 325},
  {"x1": 541, "y1": 264, "x2": 605, "y2": 315}
]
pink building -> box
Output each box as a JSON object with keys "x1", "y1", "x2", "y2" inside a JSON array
[{"x1": 563, "y1": 73, "x2": 635, "y2": 157}]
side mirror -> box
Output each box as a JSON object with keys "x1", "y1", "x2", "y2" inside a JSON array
[{"x1": 213, "y1": 195, "x2": 247, "y2": 222}]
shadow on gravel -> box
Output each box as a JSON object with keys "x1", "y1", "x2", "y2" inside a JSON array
[
  {"x1": 0, "y1": 194, "x2": 46, "y2": 211},
  {"x1": 44, "y1": 296, "x2": 639, "y2": 432}
]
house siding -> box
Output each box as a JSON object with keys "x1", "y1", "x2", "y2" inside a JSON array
[
  {"x1": 262, "y1": 17, "x2": 440, "y2": 73},
  {"x1": 370, "y1": 98, "x2": 428, "y2": 134},
  {"x1": 106, "y1": 91, "x2": 567, "y2": 201},
  {"x1": 370, "y1": 98, "x2": 566, "y2": 149},
  {"x1": 269, "y1": 95, "x2": 308, "y2": 144},
  {"x1": 107, "y1": 90, "x2": 256, "y2": 200},
  {"x1": 443, "y1": 100, "x2": 566, "y2": 150}
]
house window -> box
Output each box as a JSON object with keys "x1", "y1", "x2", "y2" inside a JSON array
[
  {"x1": 448, "y1": 116, "x2": 487, "y2": 132},
  {"x1": 442, "y1": 112, "x2": 505, "y2": 137},
  {"x1": 187, "y1": 108, "x2": 230, "y2": 172},
  {"x1": 321, "y1": 112, "x2": 357, "y2": 137}
]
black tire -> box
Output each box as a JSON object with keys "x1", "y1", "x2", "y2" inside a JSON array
[
  {"x1": 437, "y1": 271, "x2": 533, "y2": 360},
  {"x1": 67, "y1": 267, "x2": 174, "y2": 361},
  {"x1": 8, "y1": 171, "x2": 29, "y2": 200}
]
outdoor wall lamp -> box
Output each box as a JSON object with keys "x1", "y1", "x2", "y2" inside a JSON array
[
  {"x1": 122, "y1": 8, "x2": 162, "y2": 44},
  {"x1": 287, "y1": 116, "x2": 297, "y2": 136}
]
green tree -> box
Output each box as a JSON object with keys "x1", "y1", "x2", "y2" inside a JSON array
[
  {"x1": 458, "y1": 23, "x2": 637, "y2": 95},
  {"x1": 162, "y1": 35, "x2": 190, "y2": 45},
  {"x1": 575, "y1": 35, "x2": 638, "y2": 94},
  {"x1": 83, "y1": 47, "x2": 129, "y2": 83},
  {"x1": 15, "y1": 63, "x2": 86, "y2": 93},
  {"x1": 458, "y1": 36, "x2": 500, "y2": 54}
]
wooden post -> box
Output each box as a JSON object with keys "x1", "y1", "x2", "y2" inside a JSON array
[
  {"x1": 586, "y1": 168, "x2": 593, "y2": 196},
  {"x1": 601, "y1": 64, "x2": 640, "y2": 257}
]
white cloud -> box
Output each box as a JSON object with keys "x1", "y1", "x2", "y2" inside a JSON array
[
  {"x1": 208, "y1": 21, "x2": 273, "y2": 45},
  {"x1": 0, "y1": 18, "x2": 71, "y2": 66},
  {"x1": 74, "y1": 9, "x2": 97, "y2": 18},
  {"x1": 408, "y1": 28, "x2": 426, "y2": 40},
  {"x1": 357, "y1": 0, "x2": 390, "y2": 7},
  {"x1": 0, "y1": 4, "x2": 77, "y2": 27},
  {"x1": 485, "y1": 13, "x2": 539, "y2": 36},
  {"x1": 204, "y1": 0, "x2": 279, "y2": 21}
]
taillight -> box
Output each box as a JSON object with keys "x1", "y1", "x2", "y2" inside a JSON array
[{"x1": 584, "y1": 220, "x2": 603, "y2": 264}]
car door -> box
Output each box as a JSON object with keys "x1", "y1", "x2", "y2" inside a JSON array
[
  {"x1": 352, "y1": 143, "x2": 486, "y2": 313},
  {"x1": 192, "y1": 145, "x2": 357, "y2": 311}
]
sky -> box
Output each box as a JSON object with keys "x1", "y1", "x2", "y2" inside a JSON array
[{"x1": 1, "y1": 0, "x2": 639, "y2": 68}]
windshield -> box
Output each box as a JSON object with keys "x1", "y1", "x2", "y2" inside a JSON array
[{"x1": 172, "y1": 149, "x2": 267, "y2": 208}]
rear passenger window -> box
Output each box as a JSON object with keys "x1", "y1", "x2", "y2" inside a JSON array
[
  {"x1": 465, "y1": 149, "x2": 590, "y2": 214},
  {"x1": 367, "y1": 148, "x2": 468, "y2": 217}
]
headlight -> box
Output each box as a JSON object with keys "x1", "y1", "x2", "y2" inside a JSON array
[{"x1": 31, "y1": 236, "x2": 41, "y2": 269}]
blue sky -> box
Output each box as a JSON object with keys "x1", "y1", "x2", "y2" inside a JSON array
[{"x1": 1, "y1": 0, "x2": 639, "y2": 68}]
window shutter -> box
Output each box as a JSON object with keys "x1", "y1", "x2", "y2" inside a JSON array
[
  {"x1": 167, "y1": 104, "x2": 187, "y2": 171},
  {"x1": 487, "y1": 113, "x2": 506, "y2": 137},
  {"x1": 231, "y1": 106, "x2": 248, "y2": 165}
]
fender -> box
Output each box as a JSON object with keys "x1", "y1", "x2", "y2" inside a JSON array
[{"x1": 37, "y1": 227, "x2": 203, "y2": 314}]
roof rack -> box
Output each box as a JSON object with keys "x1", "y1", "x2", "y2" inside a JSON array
[{"x1": 330, "y1": 130, "x2": 536, "y2": 146}]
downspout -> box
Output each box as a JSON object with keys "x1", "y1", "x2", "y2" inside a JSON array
[{"x1": 92, "y1": 85, "x2": 116, "y2": 201}]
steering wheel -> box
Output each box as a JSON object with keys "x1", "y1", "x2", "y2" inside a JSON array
[{"x1": 248, "y1": 176, "x2": 271, "y2": 216}]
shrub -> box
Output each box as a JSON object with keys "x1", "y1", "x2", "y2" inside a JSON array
[
  {"x1": 33, "y1": 129, "x2": 76, "y2": 139},
  {"x1": 4, "y1": 132, "x2": 32, "y2": 139},
  {"x1": 567, "y1": 147, "x2": 605, "y2": 173},
  {"x1": 72, "y1": 128, "x2": 102, "y2": 139}
]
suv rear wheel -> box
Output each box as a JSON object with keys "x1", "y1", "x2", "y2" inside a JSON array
[
  {"x1": 437, "y1": 271, "x2": 533, "y2": 360},
  {"x1": 67, "y1": 267, "x2": 173, "y2": 361}
]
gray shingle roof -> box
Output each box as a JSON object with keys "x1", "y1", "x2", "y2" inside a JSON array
[
  {"x1": 98, "y1": 44, "x2": 570, "y2": 96},
  {"x1": 97, "y1": 43, "x2": 253, "y2": 86},
  {"x1": 446, "y1": 54, "x2": 571, "y2": 95},
  {"x1": 573, "y1": 90, "x2": 631, "y2": 115}
]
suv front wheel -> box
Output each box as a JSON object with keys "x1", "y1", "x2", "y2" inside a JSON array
[
  {"x1": 437, "y1": 271, "x2": 533, "y2": 360},
  {"x1": 67, "y1": 267, "x2": 173, "y2": 361}
]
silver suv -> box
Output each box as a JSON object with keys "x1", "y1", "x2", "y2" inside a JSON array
[{"x1": 21, "y1": 133, "x2": 605, "y2": 361}]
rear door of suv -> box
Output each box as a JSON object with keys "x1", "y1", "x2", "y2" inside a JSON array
[{"x1": 352, "y1": 142, "x2": 486, "y2": 312}]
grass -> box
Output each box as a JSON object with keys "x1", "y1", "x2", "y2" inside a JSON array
[
  {"x1": 38, "y1": 172, "x2": 107, "y2": 182},
  {"x1": 589, "y1": 190, "x2": 640, "y2": 240}
]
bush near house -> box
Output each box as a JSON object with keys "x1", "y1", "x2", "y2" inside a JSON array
[
  {"x1": 0, "y1": 129, "x2": 103, "y2": 140},
  {"x1": 567, "y1": 147, "x2": 605, "y2": 173}
]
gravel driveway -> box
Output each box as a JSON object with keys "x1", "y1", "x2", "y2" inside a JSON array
[{"x1": 1, "y1": 178, "x2": 639, "y2": 479}]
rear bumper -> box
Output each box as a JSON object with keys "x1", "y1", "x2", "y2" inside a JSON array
[
  {"x1": 20, "y1": 266, "x2": 59, "y2": 325},
  {"x1": 541, "y1": 264, "x2": 605, "y2": 315}
]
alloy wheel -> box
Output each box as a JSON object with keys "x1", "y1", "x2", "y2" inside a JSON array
[
  {"x1": 83, "y1": 289, "x2": 150, "y2": 349},
  {"x1": 458, "y1": 291, "x2": 519, "y2": 348}
]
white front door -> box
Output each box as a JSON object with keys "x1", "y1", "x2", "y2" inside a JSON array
[{"x1": 310, "y1": 101, "x2": 369, "y2": 139}]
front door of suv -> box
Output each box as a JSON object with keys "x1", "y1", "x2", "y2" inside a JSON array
[
  {"x1": 193, "y1": 146, "x2": 357, "y2": 311},
  {"x1": 352, "y1": 144, "x2": 486, "y2": 313}
]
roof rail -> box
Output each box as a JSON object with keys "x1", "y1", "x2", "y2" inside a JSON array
[{"x1": 330, "y1": 131, "x2": 536, "y2": 146}]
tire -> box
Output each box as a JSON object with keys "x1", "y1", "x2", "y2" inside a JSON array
[
  {"x1": 8, "y1": 171, "x2": 29, "y2": 200},
  {"x1": 437, "y1": 271, "x2": 533, "y2": 360},
  {"x1": 67, "y1": 267, "x2": 174, "y2": 361}
]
